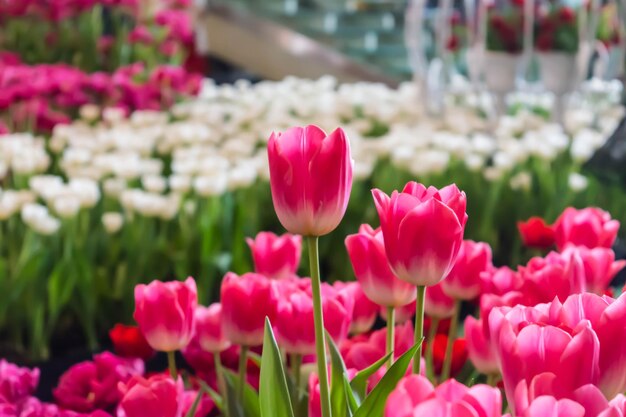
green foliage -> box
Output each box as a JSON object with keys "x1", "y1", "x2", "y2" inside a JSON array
[{"x1": 259, "y1": 318, "x2": 295, "y2": 417}]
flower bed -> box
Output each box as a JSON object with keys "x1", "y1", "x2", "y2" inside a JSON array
[
  {"x1": 1, "y1": 76, "x2": 625, "y2": 360},
  {"x1": 0, "y1": 123, "x2": 624, "y2": 417}
]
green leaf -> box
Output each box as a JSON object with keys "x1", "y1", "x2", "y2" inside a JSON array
[
  {"x1": 184, "y1": 389, "x2": 204, "y2": 417},
  {"x1": 198, "y1": 380, "x2": 223, "y2": 411},
  {"x1": 326, "y1": 331, "x2": 351, "y2": 417},
  {"x1": 260, "y1": 317, "x2": 295, "y2": 417},
  {"x1": 344, "y1": 375, "x2": 359, "y2": 414},
  {"x1": 353, "y1": 342, "x2": 421, "y2": 417},
  {"x1": 350, "y1": 351, "x2": 392, "y2": 403},
  {"x1": 223, "y1": 371, "x2": 261, "y2": 417}
]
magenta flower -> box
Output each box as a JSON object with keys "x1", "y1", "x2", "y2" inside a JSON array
[{"x1": 246, "y1": 231, "x2": 302, "y2": 280}]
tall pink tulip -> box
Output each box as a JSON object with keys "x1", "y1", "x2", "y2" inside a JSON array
[
  {"x1": 464, "y1": 316, "x2": 499, "y2": 375},
  {"x1": 246, "y1": 231, "x2": 302, "y2": 280},
  {"x1": 345, "y1": 225, "x2": 417, "y2": 307},
  {"x1": 373, "y1": 182, "x2": 467, "y2": 374},
  {"x1": 424, "y1": 283, "x2": 455, "y2": 319},
  {"x1": 194, "y1": 304, "x2": 230, "y2": 353},
  {"x1": 117, "y1": 375, "x2": 183, "y2": 417},
  {"x1": 441, "y1": 240, "x2": 492, "y2": 300},
  {"x1": 220, "y1": 272, "x2": 277, "y2": 347},
  {"x1": 384, "y1": 375, "x2": 504, "y2": 417},
  {"x1": 334, "y1": 281, "x2": 378, "y2": 335},
  {"x1": 372, "y1": 182, "x2": 467, "y2": 286},
  {"x1": 133, "y1": 278, "x2": 197, "y2": 352},
  {"x1": 267, "y1": 125, "x2": 353, "y2": 237},
  {"x1": 554, "y1": 207, "x2": 620, "y2": 251}
]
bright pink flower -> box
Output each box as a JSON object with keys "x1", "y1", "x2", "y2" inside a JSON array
[
  {"x1": 523, "y1": 396, "x2": 586, "y2": 417},
  {"x1": 109, "y1": 324, "x2": 154, "y2": 361},
  {"x1": 480, "y1": 266, "x2": 523, "y2": 296},
  {"x1": 53, "y1": 352, "x2": 143, "y2": 413},
  {"x1": 267, "y1": 125, "x2": 353, "y2": 237},
  {"x1": 345, "y1": 224, "x2": 417, "y2": 307},
  {"x1": 517, "y1": 217, "x2": 555, "y2": 249},
  {"x1": 384, "y1": 375, "x2": 504, "y2": 417},
  {"x1": 561, "y1": 245, "x2": 625, "y2": 295},
  {"x1": 465, "y1": 316, "x2": 499, "y2": 375},
  {"x1": 308, "y1": 368, "x2": 358, "y2": 417},
  {"x1": 245, "y1": 231, "x2": 302, "y2": 280},
  {"x1": 554, "y1": 207, "x2": 620, "y2": 251},
  {"x1": 0, "y1": 360, "x2": 39, "y2": 404},
  {"x1": 117, "y1": 374, "x2": 183, "y2": 417},
  {"x1": 133, "y1": 278, "x2": 197, "y2": 352},
  {"x1": 424, "y1": 283, "x2": 455, "y2": 319},
  {"x1": 220, "y1": 272, "x2": 277, "y2": 346},
  {"x1": 335, "y1": 281, "x2": 378, "y2": 335},
  {"x1": 372, "y1": 182, "x2": 467, "y2": 286},
  {"x1": 128, "y1": 26, "x2": 153, "y2": 44},
  {"x1": 194, "y1": 304, "x2": 231, "y2": 353},
  {"x1": 275, "y1": 280, "x2": 352, "y2": 354},
  {"x1": 441, "y1": 240, "x2": 492, "y2": 300},
  {"x1": 518, "y1": 250, "x2": 585, "y2": 304}
]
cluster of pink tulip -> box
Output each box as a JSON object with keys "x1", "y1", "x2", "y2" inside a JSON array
[
  {"x1": 0, "y1": 55, "x2": 201, "y2": 134},
  {"x1": 1, "y1": 124, "x2": 625, "y2": 417}
]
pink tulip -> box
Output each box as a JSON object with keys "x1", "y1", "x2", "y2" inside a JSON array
[
  {"x1": 480, "y1": 266, "x2": 523, "y2": 296},
  {"x1": 523, "y1": 396, "x2": 586, "y2": 417},
  {"x1": 384, "y1": 375, "x2": 504, "y2": 417},
  {"x1": 220, "y1": 272, "x2": 278, "y2": 346},
  {"x1": 599, "y1": 395, "x2": 626, "y2": 417},
  {"x1": 267, "y1": 125, "x2": 353, "y2": 236},
  {"x1": 117, "y1": 375, "x2": 183, "y2": 417},
  {"x1": 561, "y1": 245, "x2": 625, "y2": 295},
  {"x1": 441, "y1": 240, "x2": 492, "y2": 300},
  {"x1": 54, "y1": 352, "x2": 143, "y2": 413},
  {"x1": 133, "y1": 278, "x2": 197, "y2": 352},
  {"x1": 372, "y1": 182, "x2": 467, "y2": 286},
  {"x1": 345, "y1": 225, "x2": 417, "y2": 307},
  {"x1": 0, "y1": 360, "x2": 39, "y2": 404},
  {"x1": 194, "y1": 304, "x2": 231, "y2": 353},
  {"x1": 181, "y1": 390, "x2": 214, "y2": 417},
  {"x1": 518, "y1": 250, "x2": 585, "y2": 304},
  {"x1": 246, "y1": 231, "x2": 302, "y2": 280},
  {"x1": 554, "y1": 207, "x2": 619, "y2": 251},
  {"x1": 335, "y1": 281, "x2": 378, "y2": 335},
  {"x1": 424, "y1": 283, "x2": 455, "y2": 319},
  {"x1": 309, "y1": 368, "x2": 358, "y2": 417},
  {"x1": 464, "y1": 316, "x2": 499, "y2": 375}
]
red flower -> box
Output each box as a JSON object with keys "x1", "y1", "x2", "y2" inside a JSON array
[
  {"x1": 446, "y1": 35, "x2": 460, "y2": 52},
  {"x1": 426, "y1": 335, "x2": 468, "y2": 376},
  {"x1": 558, "y1": 7, "x2": 576, "y2": 24},
  {"x1": 109, "y1": 324, "x2": 155, "y2": 360},
  {"x1": 517, "y1": 217, "x2": 555, "y2": 248}
]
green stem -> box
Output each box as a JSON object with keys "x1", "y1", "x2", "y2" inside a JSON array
[
  {"x1": 425, "y1": 317, "x2": 439, "y2": 383},
  {"x1": 441, "y1": 300, "x2": 461, "y2": 381},
  {"x1": 386, "y1": 306, "x2": 395, "y2": 366},
  {"x1": 238, "y1": 345, "x2": 249, "y2": 404},
  {"x1": 291, "y1": 353, "x2": 303, "y2": 391},
  {"x1": 214, "y1": 352, "x2": 229, "y2": 417},
  {"x1": 306, "y1": 236, "x2": 332, "y2": 417},
  {"x1": 486, "y1": 373, "x2": 499, "y2": 387},
  {"x1": 413, "y1": 286, "x2": 426, "y2": 374},
  {"x1": 167, "y1": 351, "x2": 177, "y2": 380}
]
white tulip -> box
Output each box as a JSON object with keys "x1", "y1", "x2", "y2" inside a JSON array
[
  {"x1": 194, "y1": 175, "x2": 227, "y2": 197},
  {"x1": 53, "y1": 195, "x2": 82, "y2": 218},
  {"x1": 568, "y1": 173, "x2": 589, "y2": 192},
  {"x1": 142, "y1": 175, "x2": 167, "y2": 194}
]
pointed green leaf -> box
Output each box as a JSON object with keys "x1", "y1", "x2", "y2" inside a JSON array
[
  {"x1": 198, "y1": 380, "x2": 223, "y2": 411},
  {"x1": 184, "y1": 389, "x2": 204, "y2": 417},
  {"x1": 260, "y1": 317, "x2": 295, "y2": 417},
  {"x1": 326, "y1": 331, "x2": 351, "y2": 417},
  {"x1": 353, "y1": 342, "x2": 422, "y2": 417},
  {"x1": 344, "y1": 375, "x2": 359, "y2": 414},
  {"x1": 350, "y1": 351, "x2": 392, "y2": 402}
]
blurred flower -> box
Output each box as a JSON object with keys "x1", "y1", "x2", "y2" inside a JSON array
[
  {"x1": 517, "y1": 217, "x2": 555, "y2": 249},
  {"x1": 245, "y1": 231, "x2": 302, "y2": 280},
  {"x1": 109, "y1": 324, "x2": 155, "y2": 360}
]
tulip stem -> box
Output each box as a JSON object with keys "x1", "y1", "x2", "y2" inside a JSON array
[
  {"x1": 386, "y1": 306, "x2": 395, "y2": 366},
  {"x1": 441, "y1": 300, "x2": 461, "y2": 382},
  {"x1": 413, "y1": 286, "x2": 426, "y2": 374},
  {"x1": 291, "y1": 353, "x2": 303, "y2": 393},
  {"x1": 214, "y1": 352, "x2": 229, "y2": 417},
  {"x1": 238, "y1": 345, "x2": 249, "y2": 404},
  {"x1": 425, "y1": 317, "x2": 439, "y2": 383},
  {"x1": 486, "y1": 373, "x2": 499, "y2": 387},
  {"x1": 306, "y1": 236, "x2": 332, "y2": 417},
  {"x1": 167, "y1": 351, "x2": 177, "y2": 380}
]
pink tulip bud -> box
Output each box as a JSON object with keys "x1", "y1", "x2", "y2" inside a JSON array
[
  {"x1": 246, "y1": 231, "x2": 302, "y2": 280},
  {"x1": 194, "y1": 304, "x2": 231, "y2": 353},
  {"x1": 424, "y1": 283, "x2": 455, "y2": 319},
  {"x1": 464, "y1": 316, "x2": 499, "y2": 375},
  {"x1": 554, "y1": 207, "x2": 620, "y2": 251},
  {"x1": 345, "y1": 225, "x2": 417, "y2": 307},
  {"x1": 267, "y1": 125, "x2": 353, "y2": 236},
  {"x1": 117, "y1": 374, "x2": 183, "y2": 417},
  {"x1": 0, "y1": 360, "x2": 40, "y2": 404},
  {"x1": 523, "y1": 396, "x2": 586, "y2": 417},
  {"x1": 441, "y1": 240, "x2": 493, "y2": 300},
  {"x1": 334, "y1": 281, "x2": 379, "y2": 335},
  {"x1": 220, "y1": 272, "x2": 278, "y2": 347},
  {"x1": 372, "y1": 182, "x2": 467, "y2": 286},
  {"x1": 561, "y1": 245, "x2": 626, "y2": 295},
  {"x1": 133, "y1": 278, "x2": 197, "y2": 352}
]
